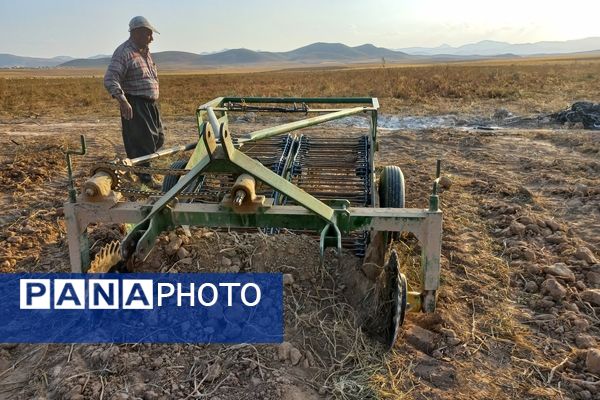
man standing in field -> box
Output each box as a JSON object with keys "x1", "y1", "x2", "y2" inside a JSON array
[{"x1": 104, "y1": 16, "x2": 163, "y2": 188}]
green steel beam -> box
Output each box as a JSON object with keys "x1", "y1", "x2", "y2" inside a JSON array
[
  {"x1": 213, "y1": 107, "x2": 370, "y2": 114},
  {"x1": 240, "y1": 107, "x2": 367, "y2": 143},
  {"x1": 133, "y1": 208, "x2": 173, "y2": 262},
  {"x1": 122, "y1": 135, "x2": 215, "y2": 262},
  {"x1": 197, "y1": 97, "x2": 224, "y2": 112},
  {"x1": 217, "y1": 97, "x2": 378, "y2": 106},
  {"x1": 167, "y1": 204, "x2": 433, "y2": 233},
  {"x1": 71, "y1": 201, "x2": 436, "y2": 238},
  {"x1": 196, "y1": 97, "x2": 226, "y2": 142},
  {"x1": 173, "y1": 204, "x2": 328, "y2": 230}
]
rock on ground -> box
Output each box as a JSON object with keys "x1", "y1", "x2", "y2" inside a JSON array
[
  {"x1": 580, "y1": 289, "x2": 600, "y2": 306},
  {"x1": 585, "y1": 348, "x2": 600, "y2": 375},
  {"x1": 543, "y1": 263, "x2": 576, "y2": 282}
]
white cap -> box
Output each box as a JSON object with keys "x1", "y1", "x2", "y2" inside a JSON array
[{"x1": 129, "y1": 16, "x2": 160, "y2": 34}]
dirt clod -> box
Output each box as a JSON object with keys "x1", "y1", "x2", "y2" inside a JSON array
[
  {"x1": 579, "y1": 390, "x2": 592, "y2": 400},
  {"x1": 176, "y1": 246, "x2": 190, "y2": 260},
  {"x1": 580, "y1": 289, "x2": 600, "y2": 306},
  {"x1": 412, "y1": 351, "x2": 457, "y2": 389},
  {"x1": 575, "y1": 334, "x2": 597, "y2": 349},
  {"x1": 544, "y1": 219, "x2": 561, "y2": 232},
  {"x1": 289, "y1": 348, "x2": 302, "y2": 366},
  {"x1": 541, "y1": 278, "x2": 567, "y2": 300},
  {"x1": 282, "y1": 273, "x2": 295, "y2": 286},
  {"x1": 439, "y1": 176, "x2": 452, "y2": 189},
  {"x1": 543, "y1": 263, "x2": 576, "y2": 282},
  {"x1": 546, "y1": 233, "x2": 567, "y2": 245},
  {"x1": 585, "y1": 348, "x2": 600, "y2": 375},
  {"x1": 525, "y1": 280, "x2": 539, "y2": 293},
  {"x1": 586, "y1": 271, "x2": 600, "y2": 286},
  {"x1": 510, "y1": 221, "x2": 527, "y2": 236},
  {"x1": 278, "y1": 342, "x2": 292, "y2": 361},
  {"x1": 165, "y1": 236, "x2": 183, "y2": 256},
  {"x1": 404, "y1": 325, "x2": 440, "y2": 354},
  {"x1": 522, "y1": 248, "x2": 536, "y2": 261},
  {"x1": 575, "y1": 247, "x2": 598, "y2": 265}
]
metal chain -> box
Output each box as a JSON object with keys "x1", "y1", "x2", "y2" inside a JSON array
[
  {"x1": 118, "y1": 187, "x2": 210, "y2": 200},
  {"x1": 91, "y1": 161, "x2": 209, "y2": 199},
  {"x1": 93, "y1": 161, "x2": 191, "y2": 176}
]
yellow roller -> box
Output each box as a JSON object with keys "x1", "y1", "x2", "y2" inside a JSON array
[
  {"x1": 232, "y1": 174, "x2": 257, "y2": 205},
  {"x1": 83, "y1": 171, "x2": 114, "y2": 198},
  {"x1": 222, "y1": 174, "x2": 267, "y2": 213}
]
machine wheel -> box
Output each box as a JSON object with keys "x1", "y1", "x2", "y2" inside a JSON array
[
  {"x1": 385, "y1": 250, "x2": 408, "y2": 349},
  {"x1": 363, "y1": 165, "x2": 407, "y2": 268},
  {"x1": 161, "y1": 159, "x2": 189, "y2": 192},
  {"x1": 379, "y1": 165, "x2": 405, "y2": 208},
  {"x1": 378, "y1": 166, "x2": 405, "y2": 243}
]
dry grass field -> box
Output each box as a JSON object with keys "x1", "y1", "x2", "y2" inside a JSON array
[
  {"x1": 0, "y1": 57, "x2": 599, "y2": 400},
  {"x1": 1, "y1": 57, "x2": 600, "y2": 119}
]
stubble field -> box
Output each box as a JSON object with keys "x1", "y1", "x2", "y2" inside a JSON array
[{"x1": 0, "y1": 58, "x2": 599, "y2": 399}]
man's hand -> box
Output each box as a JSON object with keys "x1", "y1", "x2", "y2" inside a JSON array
[{"x1": 118, "y1": 97, "x2": 133, "y2": 120}]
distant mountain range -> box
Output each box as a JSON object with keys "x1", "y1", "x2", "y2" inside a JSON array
[
  {"x1": 0, "y1": 54, "x2": 75, "y2": 68},
  {"x1": 396, "y1": 37, "x2": 600, "y2": 56},
  {"x1": 1, "y1": 37, "x2": 599, "y2": 69},
  {"x1": 56, "y1": 43, "x2": 415, "y2": 68}
]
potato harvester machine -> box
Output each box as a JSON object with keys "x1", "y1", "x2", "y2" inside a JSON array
[{"x1": 64, "y1": 97, "x2": 443, "y2": 347}]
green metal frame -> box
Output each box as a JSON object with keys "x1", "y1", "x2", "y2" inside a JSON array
[{"x1": 64, "y1": 97, "x2": 442, "y2": 312}]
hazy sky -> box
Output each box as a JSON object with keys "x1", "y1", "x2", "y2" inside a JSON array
[{"x1": 1, "y1": 0, "x2": 599, "y2": 58}]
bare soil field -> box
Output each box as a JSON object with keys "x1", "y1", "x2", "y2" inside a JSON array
[{"x1": 0, "y1": 60, "x2": 599, "y2": 399}]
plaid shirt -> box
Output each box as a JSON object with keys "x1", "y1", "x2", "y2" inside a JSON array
[{"x1": 104, "y1": 39, "x2": 159, "y2": 100}]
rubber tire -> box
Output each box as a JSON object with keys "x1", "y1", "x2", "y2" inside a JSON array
[
  {"x1": 161, "y1": 159, "x2": 189, "y2": 192},
  {"x1": 378, "y1": 165, "x2": 405, "y2": 208}
]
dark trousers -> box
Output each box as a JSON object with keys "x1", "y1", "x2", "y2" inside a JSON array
[{"x1": 121, "y1": 94, "x2": 165, "y2": 183}]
